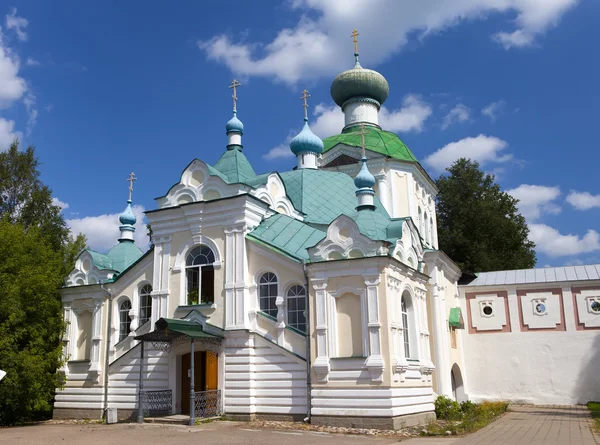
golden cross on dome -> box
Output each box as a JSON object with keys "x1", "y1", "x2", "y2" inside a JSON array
[
  {"x1": 300, "y1": 89, "x2": 311, "y2": 120},
  {"x1": 229, "y1": 79, "x2": 241, "y2": 111},
  {"x1": 351, "y1": 29, "x2": 359, "y2": 54},
  {"x1": 358, "y1": 124, "x2": 367, "y2": 158},
  {"x1": 127, "y1": 172, "x2": 136, "y2": 201}
]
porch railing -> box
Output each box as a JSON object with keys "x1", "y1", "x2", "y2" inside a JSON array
[
  {"x1": 143, "y1": 389, "x2": 172, "y2": 417},
  {"x1": 194, "y1": 390, "x2": 222, "y2": 418}
]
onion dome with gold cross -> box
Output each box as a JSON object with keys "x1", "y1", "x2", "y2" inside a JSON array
[{"x1": 330, "y1": 29, "x2": 389, "y2": 110}]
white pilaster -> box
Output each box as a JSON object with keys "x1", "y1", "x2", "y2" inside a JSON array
[
  {"x1": 312, "y1": 279, "x2": 330, "y2": 382},
  {"x1": 364, "y1": 276, "x2": 384, "y2": 382},
  {"x1": 224, "y1": 227, "x2": 235, "y2": 328},
  {"x1": 427, "y1": 265, "x2": 449, "y2": 395},
  {"x1": 60, "y1": 306, "x2": 72, "y2": 373},
  {"x1": 375, "y1": 173, "x2": 391, "y2": 214},
  {"x1": 233, "y1": 226, "x2": 248, "y2": 328},
  {"x1": 89, "y1": 300, "x2": 103, "y2": 381}
]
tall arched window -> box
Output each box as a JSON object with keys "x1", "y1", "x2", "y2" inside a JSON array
[
  {"x1": 119, "y1": 299, "x2": 132, "y2": 342},
  {"x1": 430, "y1": 216, "x2": 434, "y2": 247},
  {"x1": 401, "y1": 295, "x2": 410, "y2": 358},
  {"x1": 424, "y1": 211, "x2": 430, "y2": 245},
  {"x1": 139, "y1": 284, "x2": 152, "y2": 326},
  {"x1": 259, "y1": 272, "x2": 278, "y2": 317},
  {"x1": 287, "y1": 285, "x2": 307, "y2": 333},
  {"x1": 186, "y1": 245, "x2": 215, "y2": 305}
]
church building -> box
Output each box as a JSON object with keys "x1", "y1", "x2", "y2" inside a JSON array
[{"x1": 54, "y1": 32, "x2": 600, "y2": 427}]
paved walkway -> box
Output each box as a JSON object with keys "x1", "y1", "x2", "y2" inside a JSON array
[{"x1": 422, "y1": 405, "x2": 599, "y2": 445}]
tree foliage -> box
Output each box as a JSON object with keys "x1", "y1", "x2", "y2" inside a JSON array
[
  {"x1": 0, "y1": 140, "x2": 85, "y2": 424},
  {"x1": 435, "y1": 159, "x2": 536, "y2": 273}
]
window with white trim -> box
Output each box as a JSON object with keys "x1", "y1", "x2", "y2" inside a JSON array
[
  {"x1": 119, "y1": 299, "x2": 132, "y2": 342},
  {"x1": 259, "y1": 272, "x2": 278, "y2": 317},
  {"x1": 185, "y1": 245, "x2": 215, "y2": 305},
  {"x1": 401, "y1": 294, "x2": 410, "y2": 358},
  {"x1": 287, "y1": 285, "x2": 307, "y2": 333},
  {"x1": 139, "y1": 284, "x2": 152, "y2": 326}
]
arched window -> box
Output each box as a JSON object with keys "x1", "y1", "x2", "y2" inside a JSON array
[
  {"x1": 186, "y1": 245, "x2": 215, "y2": 305},
  {"x1": 119, "y1": 299, "x2": 132, "y2": 342},
  {"x1": 139, "y1": 284, "x2": 152, "y2": 326},
  {"x1": 287, "y1": 285, "x2": 307, "y2": 333},
  {"x1": 424, "y1": 211, "x2": 430, "y2": 244},
  {"x1": 400, "y1": 295, "x2": 410, "y2": 358},
  {"x1": 430, "y1": 216, "x2": 434, "y2": 247},
  {"x1": 259, "y1": 272, "x2": 278, "y2": 317}
]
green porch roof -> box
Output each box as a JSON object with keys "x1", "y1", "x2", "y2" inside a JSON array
[
  {"x1": 134, "y1": 317, "x2": 224, "y2": 342},
  {"x1": 106, "y1": 241, "x2": 144, "y2": 273},
  {"x1": 213, "y1": 147, "x2": 257, "y2": 183},
  {"x1": 87, "y1": 249, "x2": 115, "y2": 270},
  {"x1": 248, "y1": 213, "x2": 326, "y2": 261},
  {"x1": 449, "y1": 307, "x2": 464, "y2": 328},
  {"x1": 323, "y1": 125, "x2": 418, "y2": 163},
  {"x1": 348, "y1": 212, "x2": 410, "y2": 245}
]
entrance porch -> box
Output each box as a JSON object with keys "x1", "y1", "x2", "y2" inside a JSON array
[{"x1": 134, "y1": 317, "x2": 224, "y2": 425}]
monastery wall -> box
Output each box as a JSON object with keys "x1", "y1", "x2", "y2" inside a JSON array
[{"x1": 460, "y1": 283, "x2": 600, "y2": 405}]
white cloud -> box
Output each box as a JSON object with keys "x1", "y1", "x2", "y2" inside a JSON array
[
  {"x1": 51, "y1": 197, "x2": 69, "y2": 211},
  {"x1": 482, "y1": 100, "x2": 506, "y2": 122},
  {"x1": 506, "y1": 184, "x2": 561, "y2": 221},
  {"x1": 198, "y1": 0, "x2": 579, "y2": 84},
  {"x1": 5, "y1": 8, "x2": 28, "y2": 41},
  {"x1": 263, "y1": 143, "x2": 295, "y2": 161},
  {"x1": 66, "y1": 205, "x2": 149, "y2": 252},
  {"x1": 0, "y1": 34, "x2": 27, "y2": 108},
  {"x1": 566, "y1": 191, "x2": 600, "y2": 211},
  {"x1": 23, "y1": 91, "x2": 37, "y2": 136},
  {"x1": 441, "y1": 104, "x2": 471, "y2": 130},
  {"x1": 529, "y1": 223, "x2": 600, "y2": 257},
  {"x1": 0, "y1": 117, "x2": 20, "y2": 150},
  {"x1": 424, "y1": 134, "x2": 511, "y2": 173},
  {"x1": 309, "y1": 94, "x2": 432, "y2": 139},
  {"x1": 25, "y1": 57, "x2": 39, "y2": 66}
]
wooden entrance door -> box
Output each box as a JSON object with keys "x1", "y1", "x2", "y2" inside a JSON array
[
  {"x1": 180, "y1": 351, "x2": 204, "y2": 415},
  {"x1": 205, "y1": 351, "x2": 218, "y2": 390}
]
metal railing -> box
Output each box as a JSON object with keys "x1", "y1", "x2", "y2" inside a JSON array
[
  {"x1": 143, "y1": 389, "x2": 172, "y2": 417},
  {"x1": 194, "y1": 390, "x2": 222, "y2": 418}
]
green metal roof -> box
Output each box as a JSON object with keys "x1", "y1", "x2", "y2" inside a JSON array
[
  {"x1": 274, "y1": 169, "x2": 390, "y2": 225},
  {"x1": 87, "y1": 250, "x2": 115, "y2": 270},
  {"x1": 213, "y1": 147, "x2": 257, "y2": 183},
  {"x1": 248, "y1": 214, "x2": 326, "y2": 262},
  {"x1": 323, "y1": 125, "x2": 418, "y2": 163},
  {"x1": 134, "y1": 317, "x2": 224, "y2": 341},
  {"x1": 106, "y1": 241, "x2": 144, "y2": 273},
  {"x1": 449, "y1": 307, "x2": 464, "y2": 328}
]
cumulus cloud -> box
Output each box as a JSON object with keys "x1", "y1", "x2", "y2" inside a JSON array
[
  {"x1": 309, "y1": 94, "x2": 432, "y2": 139},
  {"x1": 424, "y1": 134, "x2": 511, "y2": 173},
  {"x1": 506, "y1": 184, "x2": 561, "y2": 221},
  {"x1": 23, "y1": 91, "x2": 37, "y2": 136},
  {"x1": 0, "y1": 117, "x2": 20, "y2": 150},
  {"x1": 25, "y1": 57, "x2": 39, "y2": 66},
  {"x1": 529, "y1": 223, "x2": 600, "y2": 257},
  {"x1": 566, "y1": 191, "x2": 600, "y2": 211},
  {"x1": 66, "y1": 205, "x2": 150, "y2": 252},
  {"x1": 5, "y1": 8, "x2": 28, "y2": 41},
  {"x1": 482, "y1": 100, "x2": 506, "y2": 122},
  {"x1": 441, "y1": 104, "x2": 471, "y2": 130},
  {"x1": 51, "y1": 197, "x2": 69, "y2": 211},
  {"x1": 263, "y1": 143, "x2": 295, "y2": 161},
  {"x1": 198, "y1": 0, "x2": 579, "y2": 84},
  {"x1": 0, "y1": 35, "x2": 27, "y2": 108}
]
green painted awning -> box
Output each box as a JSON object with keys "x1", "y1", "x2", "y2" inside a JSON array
[
  {"x1": 449, "y1": 308, "x2": 464, "y2": 329},
  {"x1": 134, "y1": 318, "x2": 223, "y2": 342}
]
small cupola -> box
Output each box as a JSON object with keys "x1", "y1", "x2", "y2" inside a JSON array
[
  {"x1": 354, "y1": 125, "x2": 376, "y2": 211},
  {"x1": 119, "y1": 172, "x2": 138, "y2": 242},
  {"x1": 226, "y1": 79, "x2": 244, "y2": 150},
  {"x1": 290, "y1": 89, "x2": 323, "y2": 169}
]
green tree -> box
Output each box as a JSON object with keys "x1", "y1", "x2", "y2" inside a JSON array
[
  {"x1": 0, "y1": 140, "x2": 85, "y2": 424},
  {"x1": 435, "y1": 159, "x2": 536, "y2": 273}
]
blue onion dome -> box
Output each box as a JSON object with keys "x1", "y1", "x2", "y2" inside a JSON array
[
  {"x1": 290, "y1": 119, "x2": 324, "y2": 155},
  {"x1": 226, "y1": 111, "x2": 244, "y2": 134},
  {"x1": 119, "y1": 201, "x2": 137, "y2": 226},
  {"x1": 330, "y1": 64, "x2": 389, "y2": 108},
  {"x1": 354, "y1": 158, "x2": 376, "y2": 189}
]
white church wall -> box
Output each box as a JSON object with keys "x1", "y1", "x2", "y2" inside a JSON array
[
  {"x1": 223, "y1": 331, "x2": 307, "y2": 417},
  {"x1": 460, "y1": 284, "x2": 600, "y2": 405}
]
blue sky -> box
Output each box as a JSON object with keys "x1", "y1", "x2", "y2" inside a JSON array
[{"x1": 1, "y1": 0, "x2": 599, "y2": 267}]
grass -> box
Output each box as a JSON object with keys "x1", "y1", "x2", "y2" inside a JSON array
[
  {"x1": 421, "y1": 396, "x2": 509, "y2": 436},
  {"x1": 587, "y1": 402, "x2": 600, "y2": 432}
]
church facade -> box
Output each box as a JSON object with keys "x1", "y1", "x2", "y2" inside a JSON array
[{"x1": 54, "y1": 38, "x2": 600, "y2": 427}]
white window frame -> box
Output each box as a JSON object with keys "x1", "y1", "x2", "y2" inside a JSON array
[
  {"x1": 286, "y1": 285, "x2": 307, "y2": 333},
  {"x1": 259, "y1": 272, "x2": 278, "y2": 318}
]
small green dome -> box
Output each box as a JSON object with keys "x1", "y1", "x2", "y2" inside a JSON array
[
  {"x1": 226, "y1": 111, "x2": 244, "y2": 134},
  {"x1": 290, "y1": 119, "x2": 324, "y2": 156},
  {"x1": 354, "y1": 157, "x2": 375, "y2": 189},
  {"x1": 330, "y1": 64, "x2": 389, "y2": 108},
  {"x1": 119, "y1": 201, "x2": 137, "y2": 226}
]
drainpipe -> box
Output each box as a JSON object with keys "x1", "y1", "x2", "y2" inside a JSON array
[
  {"x1": 302, "y1": 261, "x2": 312, "y2": 423},
  {"x1": 101, "y1": 282, "x2": 114, "y2": 420}
]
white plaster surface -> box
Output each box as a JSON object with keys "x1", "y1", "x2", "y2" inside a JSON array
[
  {"x1": 575, "y1": 289, "x2": 600, "y2": 328},
  {"x1": 520, "y1": 292, "x2": 562, "y2": 329},
  {"x1": 469, "y1": 295, "x2": 506, "y2": 331}
]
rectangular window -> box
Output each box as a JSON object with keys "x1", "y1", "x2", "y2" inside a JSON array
[{"x1": 200, "y1": 265, "x2": 215, "y2": 304}]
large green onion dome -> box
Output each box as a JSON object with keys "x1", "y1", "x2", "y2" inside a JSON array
[{"x1": 330, "y1": 61, "x2": 389, "y2": 109}]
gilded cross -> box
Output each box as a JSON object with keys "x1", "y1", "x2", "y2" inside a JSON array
[
  {"x1": 300, "y1": 89, "x2": 311, "y2": 120},
  {"x1": 229, "y1": 79, "x2": 241, "y2": 111},
  {"x1": 127, "y1": 172, "x2": 136, "y2": 201},
  {"x1": 351, "y1": 29, "x2": 359, "y2": 54},
  {"x1": 358, "y1": 124, "x2": 368, "y2": 158}
]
